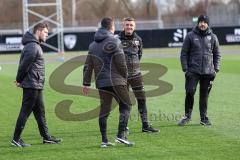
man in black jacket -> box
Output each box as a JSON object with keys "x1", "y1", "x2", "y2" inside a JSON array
[
  {"x1": 83, "y1": 17, "x2": 134, "y2": 147},
  {"x1": 11, "y1": 23, "x2": 61, "y2": 147},
  {"x1": 118, "y1": 17, "x2": 159, "y2": 132},
  {"x1": 178, "y1": 15, "x2": 221, "y2": 126}
]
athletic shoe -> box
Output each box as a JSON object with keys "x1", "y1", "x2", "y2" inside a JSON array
[
  {"x1": 178, "y1": 116, "x2": 191, "y2": 126},
  {"x1": 100, "y1": 142, "x2": 115, "y2": 148},
  {"x1": 43, "y1": 136, "x2": 62, "y2": 144},
  {"x1": 11, "y1": 139, "x2": 31, "y2": 147},
  {"x1": 115, "y1": 137, "x2": 134, "y2": 146},
  {"x1": 200, "y1": 117, "x2": 211, "y2": 126},
  {"x1": 142, "y1": 124, "x2": 159, "y2": 133}
]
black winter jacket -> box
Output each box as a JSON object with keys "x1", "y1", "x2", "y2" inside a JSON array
[
  {"x1": 83, "y1": 28, "x2": 128, "y2": 88},
  {"x1": 118, "y1": 31, "x2": 143, "y2": 78},
  {"x1": 180, "y1": 27, "x2": 221, "y2": 75},
  {"x1": 16, "y1": 31, "x2": 45, "y2": 89}
]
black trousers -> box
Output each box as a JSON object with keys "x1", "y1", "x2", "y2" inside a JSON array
[
  {"x1": 98, "y1": 85, "x2": 131, "y2": 142},
  {"x1": 184, "y1": 72, "x2": 215, "y2": 119},
  {"x1": 127, "y1": 74, "x2": 148, "y2": 125},
  {"x1": 13, "y1": 88, "x2": 49, "y2": 141}
]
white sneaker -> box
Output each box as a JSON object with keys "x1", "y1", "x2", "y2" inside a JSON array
[
  {"x1": 100, "y1": 142, "x2": 115, "y2": 148},
  {"x1": 115, "y1": 137, "x2": 134, "y2": 146}
]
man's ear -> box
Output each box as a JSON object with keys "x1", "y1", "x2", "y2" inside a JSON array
[
  {"x1": 122, "y1": 21, "x2": 125, "y2": 30},
  {"x1": 35, "y1": 30, "x2": 41, "y2": 40},
  {"x1": 36, "y1": 30, "x2": 40, "y2": 36}
]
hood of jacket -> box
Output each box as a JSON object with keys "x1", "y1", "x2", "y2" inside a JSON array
[
  {"x1": 22, "y1": 31, "x2": 40, "y2": 45},
  {"x1": 94, "y1": 28, "x2": 113, "y2": 43}
]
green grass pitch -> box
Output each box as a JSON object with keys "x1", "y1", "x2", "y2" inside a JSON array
[{"x1": 0, "y1": 45, "x2": 240, "y2": 160}]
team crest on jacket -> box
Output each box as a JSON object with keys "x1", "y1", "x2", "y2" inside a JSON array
[
  {"x1": 134, "y1": 40, "x2": 140, "y2": 46},
  {"x1": 207, "y1": 36, "x2": 212, "y2": 41},
  {"x1": 64, "y1": 34, "x2": 77, "y2": 50},
  {"x1": 133, "y1": 38, "x2": 140, "y2": 46}
]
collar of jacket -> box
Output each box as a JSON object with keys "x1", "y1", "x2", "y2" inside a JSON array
[
  {"x1": 22, "y1": 31, "x2": 40, "y2": 45},
  {"x1": 94, "y1": 27, "x2": 114, "y2": 42},
  {"x1": 193, "y1": 26, "x2": 211, "y2": 36},
  {"x1": 119, "y1": 31, "x2": 137, "y2": 40}
]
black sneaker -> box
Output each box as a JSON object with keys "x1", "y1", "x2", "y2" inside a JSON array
[
  {"x1": 43, "y1": 136, "x2": 62, "y2": 144},
  {"x1": 142, "y1": 124, "x2": 159, "y2": 133},
  {"x1": 115, "y1": 137, "x2": 134, "y2": 146},
  {"x1": 178, "y1": 116, "x2": 191, "y2": 126},
  {"x1": 11, "y1": 139, "x2": 31, "y2": 147},
  {"x1": 200, "y1": 117, "x2": 211, "y2": 126}
]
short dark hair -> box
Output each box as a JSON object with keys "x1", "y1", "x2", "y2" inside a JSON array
[
  {"x1": 123, "y1": 17, "x2": 135, "y2": 22},
  {"x1": 33, "y1": 23, "x2": 49, "y2": 34},
  {"x1": 101, "y1": 17, "x2": 114, "y2": 30}
]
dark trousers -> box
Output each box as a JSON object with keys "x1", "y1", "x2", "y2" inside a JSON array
[
  {"x1": 98, "y1": 85, "x2": 131, "y2": 142},
  {"x1": 127, "y1": 74, "x2": 148, "y2": 125},
  {"x1": 13, "y1": 88, "x2": 49, "y2": 141},
  {"x1": 184, "y1": 72, "x2": 215, "y2": 119}
]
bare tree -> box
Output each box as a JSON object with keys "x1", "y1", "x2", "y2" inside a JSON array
[
  {"x1": 0, "y1": 0, "x2": 22, "y2": 29},
  {"x1": 0, "y1": 0, "x2": 237, "y2": 29}
]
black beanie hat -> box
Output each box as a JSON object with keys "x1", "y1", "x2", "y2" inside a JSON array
[{"x1": 197, "y1": 15, "x2": 209, "y2": 25}]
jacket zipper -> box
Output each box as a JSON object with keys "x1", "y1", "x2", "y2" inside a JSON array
[{"x1": 200, "y1": 35, "x2": 204, "y2": 74}]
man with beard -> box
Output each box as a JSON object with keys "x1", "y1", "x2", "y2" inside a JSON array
[{"x1": 178, "y1": 15, "x2": 221, "y2": 126}]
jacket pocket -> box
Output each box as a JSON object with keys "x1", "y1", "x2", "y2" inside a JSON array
[
  {"x1": 37, "y1": 71, "x2": 44, "y2": 81},
  {"x1": 203, "y1": 54, "x2": 214, "y2": 73},
  {"x1": 185, "y1": 71, "x2": 196, "y2": 77},
  {"x1": 28, "y1": 70, "x2": 38, "y2": 81}
]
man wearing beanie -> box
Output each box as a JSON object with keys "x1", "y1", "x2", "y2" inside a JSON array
[{"x1": 178, "y1": 14, "x2": 221, "y2": 126}]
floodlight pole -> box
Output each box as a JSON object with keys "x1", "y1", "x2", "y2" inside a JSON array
[
  {"x1": 72, "y1": 0, "x2": 76, "y2": 26},
  {"x1": 22, "y1": 0, "x2": 64, "y2": 54},
  {"x1": 156, "y1": 0, "x2": 163, "y2": 28}
]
